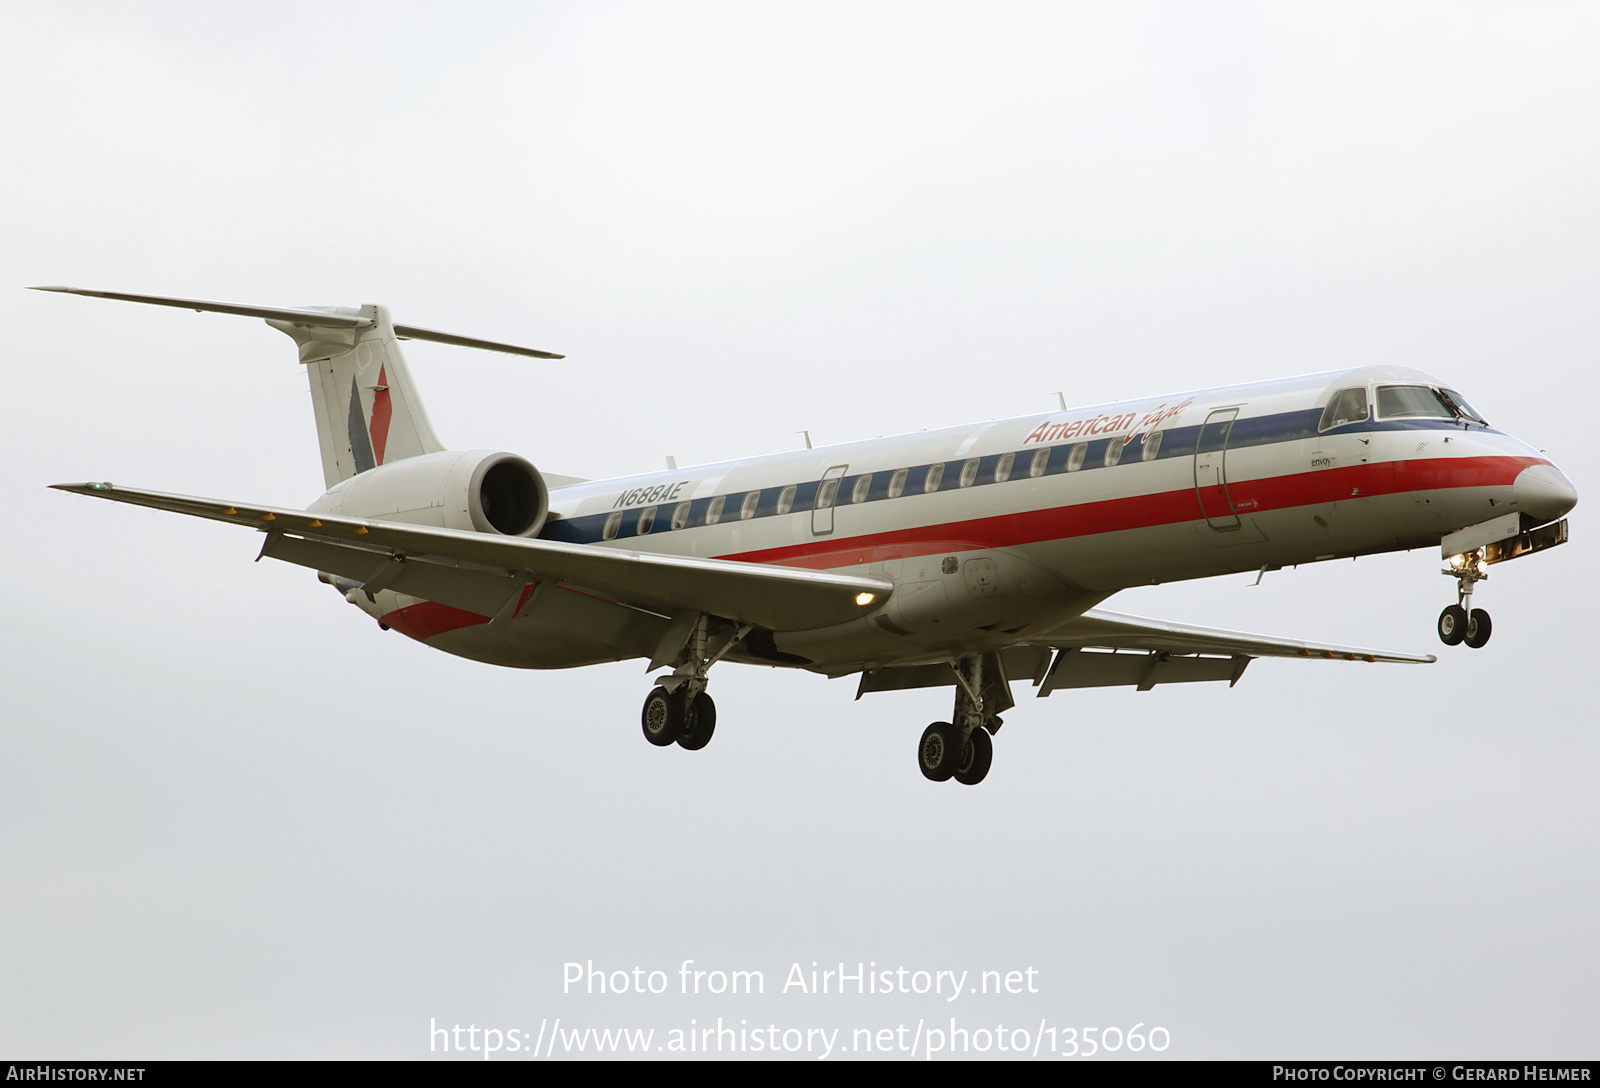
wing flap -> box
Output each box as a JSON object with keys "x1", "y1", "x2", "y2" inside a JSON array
[
  {"x1": 1036, "y1": 647, "x2": 1250, "y2": 695},
  {"x1": 54, "y1": 482, "x2": 891, "y2": 631},
  {"x1": 262, "y1": 535, "x2": 525, "y2": 617}
]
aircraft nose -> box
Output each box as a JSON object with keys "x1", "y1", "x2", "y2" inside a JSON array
[{"x1": 1513, "y1": 463, "x2": 1578, "y2": 524}]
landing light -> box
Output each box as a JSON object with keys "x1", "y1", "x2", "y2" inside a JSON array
[{"x1": 855, "y1": 592, "x2": 877, "y2": 606}]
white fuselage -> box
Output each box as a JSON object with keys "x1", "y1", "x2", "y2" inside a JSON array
[{"x1": 359, "y1": 364, "x2": 1566, "y2": 673}]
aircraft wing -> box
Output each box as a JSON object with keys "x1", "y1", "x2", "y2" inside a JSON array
[
  {"x1": 1022, "y1": 607, "x2": 1434, "y2": 695},
  {"x1": 853, "y1": 608, "x2": 1432, "y2": 700},
  {"x1": 1037, "y1": 608, "x2": 1437, "y2": 664},
  {"x1": 52, "y1": 482, "x2": 891, "y2": 632}
]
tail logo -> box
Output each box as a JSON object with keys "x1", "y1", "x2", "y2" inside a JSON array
[
  {"x1": 369, "y1": 365, "x2": 393, "y2": 466},
  {"x1": 345, "y1": 366, "x2": 393, "y2": 474}
]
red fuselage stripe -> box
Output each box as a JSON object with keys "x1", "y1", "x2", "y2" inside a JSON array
[{"x1": 719, "y1": 454, "x2": 1541, "y2": 568}]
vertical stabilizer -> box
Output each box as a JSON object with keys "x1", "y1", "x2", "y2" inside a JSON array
[{"x1": 267, "y1": 305, "x2": 445, "y2": 488}]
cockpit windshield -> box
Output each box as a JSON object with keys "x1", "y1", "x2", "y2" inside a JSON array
[
  {"x1": 1376, "y1": 385, "x2": 1456, "y2": 421},
  {"x1": 1439, "y1": 389, "x2": 1488, "y2": 425}
]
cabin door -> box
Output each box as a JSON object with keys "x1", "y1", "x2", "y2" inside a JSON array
[
  {"x1": 812, "y1": 464, "x2": 849, "y2": 535},
  {"x1": 1193, "y1": 408, "x2": 1242, "y2": 531}
]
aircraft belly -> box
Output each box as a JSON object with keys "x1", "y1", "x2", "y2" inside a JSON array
[
  {"x1": 1022, "y1": 482, "x2": 1470, "y2": 593},
  {"x1": 776, "y1": 546, "x2": 1099, "y2": 667},
  {"x1": 377, "y1": 585, "x2": 666, "y2": 669}
]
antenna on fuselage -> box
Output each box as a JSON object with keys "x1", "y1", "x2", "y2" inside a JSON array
[
  {"x1": 1053, "y1": 392, "x2": 1068, "y2": 411},
  {"x1": 797, "y1": 430, "x2": 813, "y2": 450},
  {"x1": 665, "y1": 455, "x2": 677, "y2": 470}
]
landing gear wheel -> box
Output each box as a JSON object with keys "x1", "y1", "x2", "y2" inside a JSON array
[
  {"x1": 1437, "y1": 605, "x2": 1468, "y2": 646},
  {"x1": 678, "y1": 692, "x2": 717, "y2": 750},
  {"x1": 918, "y1": 721, "x2": 961, "y2": 782},
  {"x1": 641, "y1": 686, "x2": 683, "y2": 747},
  {"x1": 954, "y1": 727, "x2": 993, "y2": 786},
  {"x1": 1465, "y1": 608, "x2": 1492, "y2": 649}
]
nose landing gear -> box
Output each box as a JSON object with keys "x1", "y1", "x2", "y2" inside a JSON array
[{"x1": 1440, "y1": 550, "x2": 1492, "y2": 649}]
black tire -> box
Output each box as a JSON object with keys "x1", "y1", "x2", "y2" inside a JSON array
[
  {"x1": 678, "y1": 692, "x2": 718, "y2": 750},
  {"x1": 640, "y1": 686, "x2": 683, "y2": 747},
  {"x1": 1437, "y1": 605, "x2": 1468, "y2": 646},
  {"x1": 918, "y1": 721, "x2": 961, "y2": 782},
  {"x1": 1465, "y1": 608, "x2": 1492, "y2": 649},
  {"x1": 954, "y1": 727, "x2": 993, "y2": 786}
]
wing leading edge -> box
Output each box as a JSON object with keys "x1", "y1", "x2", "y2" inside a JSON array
[{"x1": 52, "y1": 482, "x2": 891, "y2": 632}]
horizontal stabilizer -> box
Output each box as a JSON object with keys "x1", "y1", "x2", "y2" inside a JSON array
[
  {"x1": 31, "y1": 286, "x2": 370, "y2": 329},
  {"x1": 53, "y1": 482, "x2": 891, "y2": 632},
  {"x1": 392, "y1": 324, "x2": 563, "y2": 359},
  {"x1": 30, "y1": 286, "x2": 564, "y2": 358}
]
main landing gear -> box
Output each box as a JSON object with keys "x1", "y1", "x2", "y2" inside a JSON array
[
  {"x1": 638, "y1": 614, "x2": 747, "y2": 752},
  {"x1": 1439, "y1": 549, "x2": 1492, "y2": 649},
  {"x1": 641, "y1": 685, "x2": 717, "y2": 750},
  {"x1": 918, "y1": 654, "x2": 1010, "y2": 786}
]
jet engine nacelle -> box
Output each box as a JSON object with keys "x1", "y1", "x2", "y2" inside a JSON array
[{"x1": 308, "y1": 449, "x2": 549, "y2": 537}]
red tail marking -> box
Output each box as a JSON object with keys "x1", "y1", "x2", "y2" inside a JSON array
[{"x1": 369, "y1": 364, "x2": 393, "y2": 465}]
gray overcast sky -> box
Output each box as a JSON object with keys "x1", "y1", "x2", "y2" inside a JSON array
[{"x1": 2, "y1": 1, "x2": 1596, "y2": 1059}]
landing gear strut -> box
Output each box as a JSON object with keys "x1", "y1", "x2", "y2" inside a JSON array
[
  {"x1": 638, "y1": 614, "x2": 747, "y2": 752},
  {"x1": 1440, "y1": 550, "x2": 1493, "y2": 649},
  {"x1": 918, "y1": 653, "x2": 1010, "y2": 786}
]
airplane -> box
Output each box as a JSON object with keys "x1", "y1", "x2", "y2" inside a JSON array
[{"x1": 36, "y1": 286, "x2": 1578, "y2": 785}]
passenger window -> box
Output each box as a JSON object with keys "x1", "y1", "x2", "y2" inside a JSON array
[
  {"x1": 670, "y1": 501, "x2": 691, "y2": 530},
  {"x1": 888, "y1": 468, "x2": 908, "y2": 498},
  {"x1": 637, "y1": 506, "x2": 656, "y2": 535},
  {"x1": 705, "y1": 495, "x2": 725, "y2": 525},
  {"x1": 740, "y1": 491, "x2": 761, "y2": 520},
  {"x1": 1142, "y1": 431, "x2": 1163, "y2": 462},
  {"x1": 1377, "y1": 385, "x2": 1454, "y2": 421},
  {"x1": 1029, "y1": 448, "x2": 1050, "y2": 478},
  {"x1": 1319, "y1": 387, "x2": 1371, "y2": 431},
  {"x1": 995, "y1": 452, "x2": 1015, "y2": 483},
  {"x1": 852, "y1": 474, "x2": 872, "y2": 503},
  {"x1": 959, "y1": 458, "x2": 979, "y2": 488},
  {"x1": 603, "y1": 511, "x2": 623, "y2": 540},
  {"x1": 815, "y1": 478, "x2": 839, "y2": 511},
  {"x1": 1066, "y1": 444, "x2": 1087, "y2": 471},
  {"x1": 776, "y1": 485, "x2": 796, "y2": 515},
  {"x1": 1103, "y1": 439, "x2": 1123, "y2": 468},
  {"x1": 925, "y1": 463, "x2": 945, "y2": 493}
]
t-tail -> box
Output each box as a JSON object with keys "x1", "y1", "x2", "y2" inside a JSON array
[
  {"x1": 30, "y1": 286, "x2": 563, "y2": 489},
  {"x1": 266, "y1": 303, "x2": 443, "y2": 487}
]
